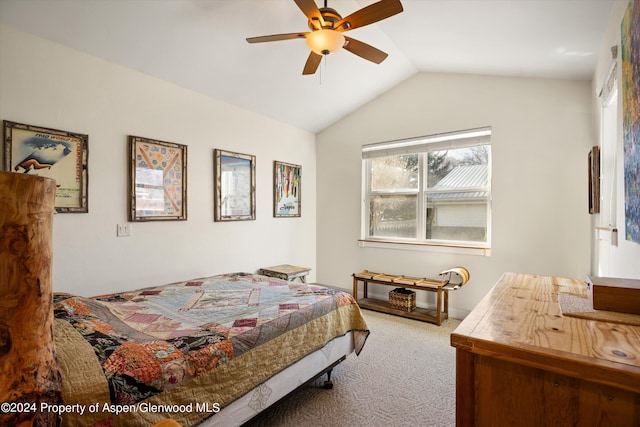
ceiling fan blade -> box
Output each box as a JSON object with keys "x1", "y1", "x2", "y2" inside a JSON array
[
  {"x1": 334, "y1": 0, "x2": 403, "y2": 32},
  {"x1": 246, "y1": 32, "x2": 307, "y2": 43},
  {"x1": 302, "y1": 51, "x2": 323, "y2": 75},
  {"x1": 294, "y1": 0, "x2": 325, "y2": 29},
  {"x1": 343, "y1": 36, "x2": 388, "y2": 64}
]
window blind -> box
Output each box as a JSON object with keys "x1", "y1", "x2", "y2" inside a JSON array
[
  {"x1": 599, "y1": 60, "x2": 618, "y2": 106},
  {"x1": 361, "y1": 126, "x2": 492, "y2": 159}
]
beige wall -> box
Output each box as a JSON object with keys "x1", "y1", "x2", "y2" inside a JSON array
[
  {"x1": 0, "y1": 25, "x2": 317, "y2": 296},
  {"x1": 3, "y1": 9, "x2": 626, "y2": 315},
  {"x1": 317, "y1": 72, "x2": 594, "y2": 317}
]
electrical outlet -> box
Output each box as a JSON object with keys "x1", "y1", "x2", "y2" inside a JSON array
[{"x1": 117, "y1": 224, "x2": 131, "y2": 237}]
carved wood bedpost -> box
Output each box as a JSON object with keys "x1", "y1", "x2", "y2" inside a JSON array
[{"x1": 0, "y1": 171, "x2": 62, "y2": 426}]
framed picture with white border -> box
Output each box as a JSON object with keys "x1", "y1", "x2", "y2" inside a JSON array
[{"x1": 274, "y1": 160, "x2": 301, "y2": 218}]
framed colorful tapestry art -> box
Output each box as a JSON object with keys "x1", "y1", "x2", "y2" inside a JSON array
[{"x1": 128, "y1": 135, "x2": 187, "y2": 221}]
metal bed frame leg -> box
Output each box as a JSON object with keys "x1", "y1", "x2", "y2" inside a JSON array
[{"x1": 323, "y1": 368, "x2": 334, "y2": 389}]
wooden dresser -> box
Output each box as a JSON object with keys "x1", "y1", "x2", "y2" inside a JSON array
[{"x1": 451, "y1": 272, "x2": 640, "y2": 426}]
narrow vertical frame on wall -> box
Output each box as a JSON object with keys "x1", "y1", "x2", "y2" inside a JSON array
[
  {"x1": 274, "y1": 160, "x2": 301, "y2": 217},
  {"x1": 622, "y1": 0, "x2": 640, "y2": 242},
  {"x1": 214, "y1": 149, "x2": 256, "y2": 221},
  {"x1": 2, "y1": 120, "x2": 89, "y2": 213},
  {"x1": 588, "y1": 145, "x2": 600, "y2": 214},
  {"x1": 128, "y1": 135, "x2": 187, "y2": 221}
]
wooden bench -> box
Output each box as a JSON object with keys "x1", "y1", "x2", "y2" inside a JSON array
[{"x1": 352, "y1": 267, "x2": 470, "y2": 326}]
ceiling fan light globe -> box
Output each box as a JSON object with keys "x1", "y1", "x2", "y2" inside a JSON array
[{"x1": 306, "y1": 29, "x2": 345, "y2": 55}]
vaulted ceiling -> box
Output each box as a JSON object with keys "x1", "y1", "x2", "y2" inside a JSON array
[{"x1": 0, "y1": 0, "x2": 614, "y2": 133}]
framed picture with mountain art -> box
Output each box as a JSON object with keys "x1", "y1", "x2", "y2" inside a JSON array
[
  {"x1": 274, "y1": 160, "x2": 301, "y2": 217},
  {"x1": 2, "y1": 120, "x2": 88, "y2": 213}
]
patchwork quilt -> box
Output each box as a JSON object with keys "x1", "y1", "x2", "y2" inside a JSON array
[{"x1": 53, "y1": 273, "x2": 369, "y2": 426}]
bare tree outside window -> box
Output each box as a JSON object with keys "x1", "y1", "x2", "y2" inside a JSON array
[{"x1": 369, "y1": 154, "x2": 418, "y2": 237}]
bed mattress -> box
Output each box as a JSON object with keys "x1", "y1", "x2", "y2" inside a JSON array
[{"x1": 53, "y1": 273, "x2": 369, "y2": 426}]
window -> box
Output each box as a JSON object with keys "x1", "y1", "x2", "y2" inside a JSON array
[
  {"x1": 595, "y1": 60, "x2": 618, "y2": 276},
  {"x1": 362, "y1": 127, "x2": 491, "y2": 249}
]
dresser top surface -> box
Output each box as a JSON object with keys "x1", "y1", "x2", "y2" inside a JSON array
[{"x1": 451, "y1": 272, "x2": 640, "y2": 388}]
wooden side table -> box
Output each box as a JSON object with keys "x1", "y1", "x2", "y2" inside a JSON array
[{"x1": 259, "y1": 264, "x2": 311, "y2": 283}]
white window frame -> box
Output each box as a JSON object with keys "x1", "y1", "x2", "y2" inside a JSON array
[{"x1": 360, "y1": 127, "x2": 492, "y2": 255}]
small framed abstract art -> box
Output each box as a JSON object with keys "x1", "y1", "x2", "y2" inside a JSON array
[
  {"x1": 274, "y1": 160, "x2": 301, "y2": 217},
  {"x1": 214, "y1": 149, "x2": 256, "y2": 221},
  {"x1": 128, "y1": 135, "x2": 187, "y2": 221},
  {"x1": 588, "y1": 146, "x2": 600, "y2": 215},
  {"x1": 3, "y1": 120, "x2": 89, "y2": 213}
]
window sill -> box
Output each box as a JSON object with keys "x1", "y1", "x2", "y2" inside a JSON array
[{"x1": 358, "y1": 239, "x2": 491, "y2": 256}]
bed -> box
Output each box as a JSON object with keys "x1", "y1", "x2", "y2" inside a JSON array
[{"x1": 52, "y1": 272, "x2": 369, "y2": 426}]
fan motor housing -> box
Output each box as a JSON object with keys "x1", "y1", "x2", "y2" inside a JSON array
[{"x1": 308, "y1": 7, "x2": 345, "y2": 30}]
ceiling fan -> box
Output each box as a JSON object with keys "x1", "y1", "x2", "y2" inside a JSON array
[{"x1": 246, "y1": 0, "x2": 404, "y2": 75}]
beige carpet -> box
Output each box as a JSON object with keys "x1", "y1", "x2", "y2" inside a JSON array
[{"x1": 245, "y1": 309, "x2": 461, "y2": 427}]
